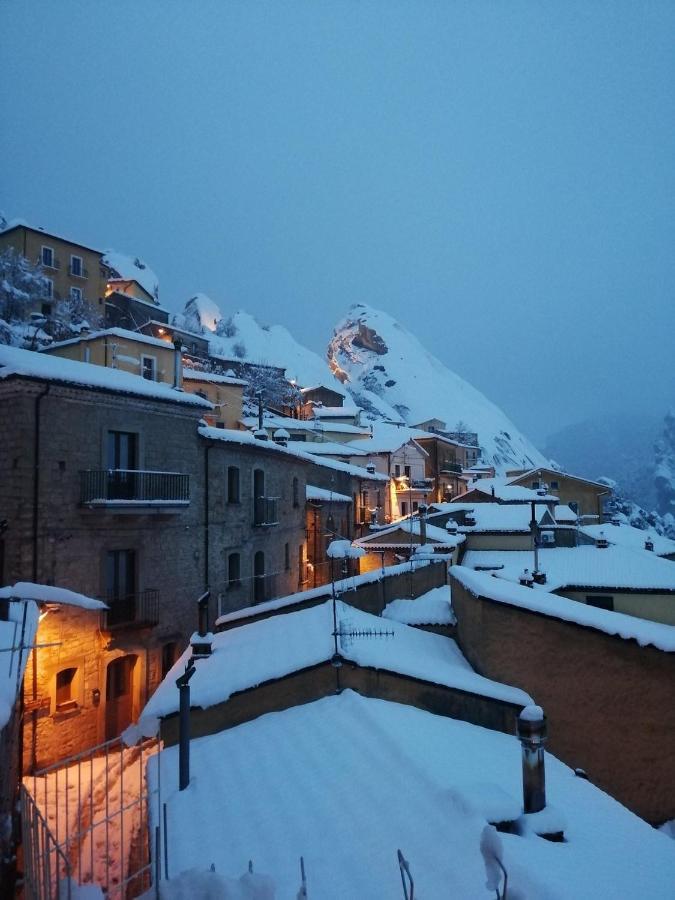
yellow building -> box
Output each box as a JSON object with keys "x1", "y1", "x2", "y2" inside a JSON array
[
  {"x1": 0, "y1": 222, "x2": 107, "y2": 319},
  {"x1": 182, "y1": 370, "x2": 246, "y2": 429}
]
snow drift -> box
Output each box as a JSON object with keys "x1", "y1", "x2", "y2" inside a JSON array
[{"x1": 327, "y1": 304, "x2": 547, "y2": 472}]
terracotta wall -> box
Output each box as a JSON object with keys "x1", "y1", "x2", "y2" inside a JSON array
[{"x1": 451, "y1": 578, "x2": 675, "y2": 824}]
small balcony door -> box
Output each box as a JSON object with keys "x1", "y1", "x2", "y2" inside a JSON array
[
  {"x1": 253, "y1": 469, "x2": 265, "y2": 525},
  {"x1": 253, "y1": 551, "x2": 266, "y2": 604},
  {"x1": 105, "y1": 549, "x2": 136, "y2": 626},
  {"x1": 105, "y1": 654, "x2": 137, "y2": 740},
  {"x1": 107, "y1": 431, "x2": 137, "y2": 499}
]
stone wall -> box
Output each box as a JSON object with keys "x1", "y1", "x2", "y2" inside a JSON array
[{"x1": 451, "y1": 577, "x2": 675, "y2": 824}]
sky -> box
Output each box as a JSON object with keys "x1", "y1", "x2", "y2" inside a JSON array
[{"x1": 2, "y1": 1, "x2": 674, "y2": 445}]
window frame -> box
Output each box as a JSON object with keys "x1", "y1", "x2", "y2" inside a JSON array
[
  {"x1": 227, "y1": 551, "x2": 241, "y2": 589},
  {"x1": 70, "y1": 286, "x2": 82, "y2": 302},
  {"x1": 41, "y1": 245, "x2": 55, "y2": 268},
  {"x1": 55, "y1": 666, "x2": 79, "y2": 712},
  {"x1": 70, "y1": 254, "x2": 83, "y2": 277},
  {"x1": 227, "y1": 466, "x2": 240, "y2": 504},
  {"x1": 141, "y1": 355, "x2": 157, "y2": 381}
]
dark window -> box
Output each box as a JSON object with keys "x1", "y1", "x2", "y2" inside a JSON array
[
  {"x1": 586, "y1": 595, "x2": 614, "y2": 611},
  {"x1": 105, "y1": 549, "x2": 136, "y2": 625},
  {"x1": 569, "y1": 501, "x2": 579, "y2": 514},
  {"x1": 532, "y1": 481, "x2": 540, "y2": 489},
  {"x1": 550, "y1": 480, "x2": 559, "y2": 490},
  {"x1": 228, "y1": 552, "x2": 241, "y2": 588},
  {"x1": 141, "y1": 356, "x2": 156, "y2": 381},
  {"x1": 284, "y1": 542, "x2": 290, "y2": 571},
  {"x1": 404, "y1": 465, "x2": 411, "y2": 479},
  {"x1": 70, "y1": 255, "x2": 83, "y2": 277},
  {"x1": 253, "y1": 551, "x2": 266, "y2": 603},
  {"x1": 70, "y1": 286, "x2": 82, "y2": 302},
  {"x1": 41, "y1": 302, "x2": 52, "y2": 317},
  {"x1": 253, "y1": 469, "x2": 265, "y2": 524},
  {"x1": 161, "y1": 642, "x2": 177, "y2": 678},
  {"x1": 412, "y1": 501, "x2": 419, "y2": 512},
  {"x1": 41, "y1": 246, "x2": 54, "y2": 267},
  {"x1": 44, "y1": 278, "x2": 53, "y2": 298},
  {"x1": 56, "y1": 667, "x2": 77, "y2": 709},
  {"x1": 227, "y1": 466, "x2": 240, "y2": 503},
  {"x1": 107, "y1": 431, "x2": 137, "y2": 470},
  {"x1": 400, "y1": 502, "x2": 408, "y2": 517},
  {"x1": 292, "y1": 477, "x2": 299, "y2": 507},
  {"x1": 394, "y1": 464, "x2": 401, "y2": 477}
]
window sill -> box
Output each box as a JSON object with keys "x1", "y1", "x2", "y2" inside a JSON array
[{"x1": 54, "y1": 703, "x2": 80, "y2": 721}]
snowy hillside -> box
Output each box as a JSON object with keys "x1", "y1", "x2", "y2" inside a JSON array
[
  {"x1": 177, "y1": 298, "x2": 346, "y2": 393},
  {"x1": 327, "y1": 304, "x2": 547, "y2": 471}
]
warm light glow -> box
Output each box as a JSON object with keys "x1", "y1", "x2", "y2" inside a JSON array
[{"x1": 38, "y1": 609, "x2": 49, "y2": 622}]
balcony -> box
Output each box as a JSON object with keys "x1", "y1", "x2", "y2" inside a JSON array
[
  {"x1": 101, "y1": 589, "x2": 159, "y2": 629},
  {"x1": 80, "y1": 470, "x2": 190, "y2": 508},
  {"x1": 440, "y1": 463, "x2": 463, "y2": 475},
  {"x1": 254, "y1": 496, "x2": 279, "y2": 526}
]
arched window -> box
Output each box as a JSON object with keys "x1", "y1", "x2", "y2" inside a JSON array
[
  {"x1": 292, "y1": 477, "x2": 299, "y2": 508},
  {"x1": 253, "y1": 551, "x2": 266, "y2": 604}
]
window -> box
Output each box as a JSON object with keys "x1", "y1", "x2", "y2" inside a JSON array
[
  {"x1": 141, "y1": 356, "x2": 156, "y2": 381},
  {"x1": 253, "y1": 551, "x2": 266, "y2": 603},
  {"x1": 569, "y1": 501, "x2": 579, "y2": 514},
  {"x1": 161, "y1": 642, "x2": 177, "y2": 678},
  {"x1": 400, "y1": 501, "x2": 408, "y2": 517},
  {"x1": 44, "y1": 278, "x2": 53, "y2": 298},
  {"x1": 404, "y1": 465, "x2": 411, "y2": 479},
  {"x1": 70, "y1": 286, "x2": 82, "y2": 302},
  {"x1": 56, "y1": 667, "x2": 77, "y2": 710},
  {"x1": 394, "y1": 464, "x2": 401, "y2": 477},
  {"x1": 41, "y1": 302, "x2": 52, "y2": 317},
  {"x1": 292, "y1": 477, "x2": 299, "y2": 507},
  {"x1": 228, "y1": 552, "x2": 241, "y2": 588},
  {"x1": 284, "y1": 542, "x2": 290, "y2": 571},
  {"x1": 105, "y1": 549, "x2": 136, "y2": 626},
  {"x1": 41, "y1": 246, "x2": 54, "y2": 268},
  {"x1": 412, "y1": 501, "x2": 419, "y2": 512},
  {"x1": 586, "y1": 595, "x2": 614, "y2": 611},
  {"x1": 227, "y1": 466, "x2": 240, "y2": 503},
  {"x1": 550, "y1": 480, "x2": 559, "y2": 490},
  {"x1": 107, "y1": 430, "x2": 137, "y2": 470},
  {"x1": 70, "y1": 255, "x2": 83, "y2": 277},
  {"x1": 531, "y1": 481, "x2": 540, "y2": 490}
]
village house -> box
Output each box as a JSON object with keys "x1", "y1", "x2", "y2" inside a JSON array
[
  {"x1": 0, "y1": 221, "x2": 108, "y2": 321},
  {"x1": 354, "y1": 517, "x2": 465, "y2": 572},
  {"x1": 104, "y1": 277, "x2": 170, "y2": 331},
  {"x1": 505, "y1": 467, "x2": 611, "y2": 521}
]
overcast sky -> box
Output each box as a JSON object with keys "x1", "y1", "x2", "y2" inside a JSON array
[{"x1": 2, "y1": 1, "x2": 674, "y2": 444}]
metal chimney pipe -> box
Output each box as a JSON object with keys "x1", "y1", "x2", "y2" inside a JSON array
[
  {"x1": 256, "y1": 389, "x2": 264, "y2": 431},
  {"x1": 517, "y1": 706, "x2": 547, "y2": 814},
  {"x1": 173, "y1": 337, "x2": 183, "y2": 390},
  {"x1": 418, "y1": 504, "x2": 427, "y2": 545},
  {"x1": 176, "y1": 661, "x2": 196, "y2": 791}
]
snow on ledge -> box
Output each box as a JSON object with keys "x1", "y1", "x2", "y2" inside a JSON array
[
  {"x1": 0, "y1": 582, "x2": 106, "y2": 610},
  {"x1": 451, "y1": 566, "x2": 675, "y2": 652}
]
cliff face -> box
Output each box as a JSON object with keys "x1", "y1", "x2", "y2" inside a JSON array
[
  {"x1": 655, "y1": 410, "x2": 675, "y2": 525},
  {"x1": 327, "y1": 304, "x2": 547, "y2": 473}
]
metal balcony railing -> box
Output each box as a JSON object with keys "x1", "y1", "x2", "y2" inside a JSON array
[
  {"x1": 80, "y1": 470, "x2": 190, "y2": 505},
  {"x1": 101, "y1": 589, "x2": 159, "y2": 629},
  {"x1": 254, "y1": 496, "x2": 279, "y2": 526},
  {"x1": 440, "y1": 462, "x2": 463, "y2": 475}
]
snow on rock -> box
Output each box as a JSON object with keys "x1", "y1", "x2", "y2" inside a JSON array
[
  {"x1": 103, "y1": 250, "x2": 159, "y2": 300},
  {"x1": 183, "y1": 293, "x2": 223, "y2": 334},
  {"x1": 148, "y1": 691, "x2": 675, "y2": 899},
  {"x1": 382, "y1": 586, "x2": 456, "y2": 625},
  {"x1": 654, "y1": 410, "x2": 675, "y2": 523},
  {"x1": 327, "y1": 304, "x2": 548, "y2": 472}
]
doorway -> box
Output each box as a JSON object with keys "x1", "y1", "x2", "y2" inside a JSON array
[{"x1": 105, "y1": 654, "x2": 137, "y2": 740}]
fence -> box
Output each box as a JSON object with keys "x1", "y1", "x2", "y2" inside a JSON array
[{"x1": 21, "y1": 733, "x2": 160, "y2": 899}]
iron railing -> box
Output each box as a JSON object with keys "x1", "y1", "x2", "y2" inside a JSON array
[
  {"x1": 101, "y1": 589, "x2": 159, "y2": 629},
  {"x1": 254, "y1": 496, "x2": 279, "y2": 526},
  {"x1": 80, "y1": 469, "x2": 190, "y2": 505},
  {"x1": 440, "y1": 462, "x2": 463, "y2": 474}
]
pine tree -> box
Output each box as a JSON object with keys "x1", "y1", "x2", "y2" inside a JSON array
[{"x1": 0, "y1": 247, "x2": 48, "y2": 325}]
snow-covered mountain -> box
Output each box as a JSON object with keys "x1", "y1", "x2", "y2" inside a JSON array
[
  {"x1": 176, "y1": 297, "x2": 346, "y2": 394},
  {"x1": 327, "y1": 304, "x2": 547, "y2": 472}
]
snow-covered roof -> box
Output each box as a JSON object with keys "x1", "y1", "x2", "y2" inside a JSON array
[
  {"x1": 311, "y1": 405, "x2": 359, "y2": 418},
  {"x1": 428, "y1": 503, "x2": 551, "y2": 534},
  {"x1": 299, "y1": 383, "x2": 347, "y2": 396},
  {"x1": 0, "y1": 599, "x2": 38, "y2": 729},
  {"x1": 43, "y1": 327, "x2": 171, "y2": 352},
  {"x1": 140, "y1": 599, "x2": 530, "y2": 726},
  {"x1": 300, "y1": 440, "x2": 368, "y2": 456},
  {"x1": 459, "y1": 477, "x2": 557, "y2": 503},
  {"x1": 356, "y1": 519, "x2": 465, "y2": 550},
  {"x1": 508, "y1": 468, "x2": 611, "y2": 492},
  {"x1": 580, "y1": 524, "x2": 675, "y2": 558},
  {"x1": 382, "y1": 586, "x2": 456, "y2": 625},
  {"x1": 306, "y1": 485, "x2": 352, "y2": 503},
  {"x1": 347, "y1": 422, "x2": 429, "y2": 455},
  {"x1": 199, "y1": 426, "x2": 389, "y2": 481},
  {"x1": 462, "y1": 546, "x2": 675, "y2": 593},
  {"x1": 0, "y1": 345, "x2": 212, "y2": 409},
  {"x1": 0, "y1": 219, "x2": 103, "y2": 254},
  {"x1": 182, "y1": 369, "x2": 247, "y2": 387},
  {"x1": 451, "y1": 566, "x2": 675, "y2": 652},
  {"x1": 148, "y1": 690, "x2": 675, "y2": 899},
  {"x1": 241, "y1": 415, "x2": 369, "y2": 437},
  {"x1": 554, "y1": 504, "x2": 579, "y2": 523},
  {"x1": 103, "y1": 250, "x2": 159, "y2": 300},
  {"x1": 0, "y1": 582, "x2": 106, "y2": 610}
]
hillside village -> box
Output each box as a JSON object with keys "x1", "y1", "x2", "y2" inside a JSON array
[{"x1": 1, "y1": 220, "x2": 674, "y2": 898}]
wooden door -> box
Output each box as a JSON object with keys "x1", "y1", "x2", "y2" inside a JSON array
[{"x1": 105, "y1": 655, "x2": 136, "y2": 740}]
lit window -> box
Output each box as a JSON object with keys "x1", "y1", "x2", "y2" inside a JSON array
[{"x1": 56, "y1": 667, "x2": 77, "y2": 709}]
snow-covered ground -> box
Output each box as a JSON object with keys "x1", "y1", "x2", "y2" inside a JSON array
[
  {"x1": 382, "y1": 585, "x2": 456, "y2": 625},
  {"x1": 148, "y1": 691, "x2": 675, "y2": 898}
]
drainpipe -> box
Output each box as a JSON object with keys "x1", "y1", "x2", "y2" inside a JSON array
[
  {"x1": 203, "y1": 442, "x2": 214, "y2": 595},
  {"x1": 517, "y1": 706, "x2": 547, "y2": 814}
]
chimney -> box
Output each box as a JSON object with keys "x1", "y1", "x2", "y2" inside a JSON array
[
  {"x1": 255, "y1": 389, "x2": 264, "y2": 431},
  {"x1": 190, "y1": 590, "x2": 212, "y2": 658},
  {"x1": 645, "y1": 536, "x2": 654, "y2": 552},
  {"x1": 595, "y1": 530, "x2": 609, "y2": 549},
  {"x1": 418, "y1": 504, "x2": 428, "y2": 545},
  {"x1": 491, "y1": 485, "x2": 495, "y2": 497},
  {"x1": 254, "y1": 428, "x2": 268, "y2": 441},
  {"x1": 519, "y1": 568, "x2": 534, "y2": 587},
  {"x1": 517, "y1": 705, "x2": 547, "y2": 814},
  {"x1": 173, "y1": 337, "x2": 183, "y2": 390},
  {"x1": 366, "y1": 459, "x2": 376, "y2": 474},
  {"x1": 273, "y1": 428, "x2": 289, "y2": 446}
]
